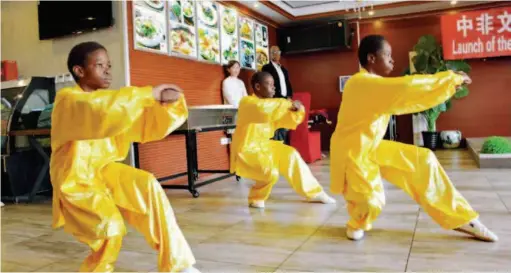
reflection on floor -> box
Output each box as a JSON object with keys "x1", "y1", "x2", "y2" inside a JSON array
[{"x1": 2, "y1": 150, "x2": 510, "y2": 272}]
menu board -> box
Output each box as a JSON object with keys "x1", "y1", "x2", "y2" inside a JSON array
[
  {"x1": 132, "y1": 1, "x2": 269, "y2": 69},
  {"x1": 219, "y1": 5, "x2": 239, "y2": 65},
  {"x1": 255, "y1": 23, "x2": 269, "y2": 71},
  {"x1": 133, "y1": 0, "x2": 168, "y2": 54},
  {"x1": 238, "y1": 16, "x2": 255, "y2": 69},
  {"x1": 197, "y1": 1, "x2": 220, "y2": 63},
  {"x1": 168, "y1": 0, "x2": 197, "y2": 58}
]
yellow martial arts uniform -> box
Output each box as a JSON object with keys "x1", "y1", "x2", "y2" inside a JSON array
[
  {"x1": 330, "y1": 69, "x2": 478, "y2": 231},
  {"x1": 230, "y1": 95, "x2": 323, "y2": 202},
  {"x1": 50, "y1": 85, "x2": 195, "y2": 272}
]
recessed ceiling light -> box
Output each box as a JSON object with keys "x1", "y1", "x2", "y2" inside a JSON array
[
  {"x1": 253, "y1": 3, "x2": 259, "y2": 8},
  {"x1": 368, "y1": 10, "x2": 375, "y2": 16},
  {"x1": 450, "y1": 0, "x2": 458, "y2": 5}
]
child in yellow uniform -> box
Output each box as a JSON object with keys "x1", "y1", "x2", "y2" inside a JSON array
[
  {"x1": 50, "y1": 42, "x2": 200, "y2": 272},
  {"x1": 230, "y1": 72, "x2": 336, "y2": 208},
  {"x1": 330, "y1": 35, "x2": 498, "y2": 242}
]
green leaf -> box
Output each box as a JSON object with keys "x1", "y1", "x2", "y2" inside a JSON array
[
  {"x1": 438, "y1": 103, "x2": 447, "y2": 112},
  {"x1": 445, "y1": 100, "x2": 453, "y2": 111},
  {"x1": 454, "y1": 85, "x2": 469, "y2": 98},
  {"x1": 413, "y1": 53, "x2": 429, "y2": 73},
  {"x1": 445, "y1": 60, "x2": 471, "y2": 73},
  {"x1": 414, "y1": 35, "x2": 437, "y2": 53}
]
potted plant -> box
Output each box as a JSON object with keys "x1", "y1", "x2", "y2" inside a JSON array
[{"x1": 410, "y1": 35, "x2": 471, "y2": 150}]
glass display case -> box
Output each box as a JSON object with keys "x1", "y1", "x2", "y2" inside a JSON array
[
  {"x1": 1, "y1": 77, "x2": 56, "y2": 203},
  {"x1": 1, "y1": 77, "x2": 55, "y2": 155}
]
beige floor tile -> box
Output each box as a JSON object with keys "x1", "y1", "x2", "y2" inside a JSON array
[
  {"x1": 1, "y1": 261, "x2": 38, "y2": 272},
  {"x1": 453, "y1": 190, "x2": 509, "y2": 212},
  {"x1": 115, "y1": 249, "x2": 160, "y2": 271},
  {"x1": 176, "y1": 211, "x2": 246, "y2": 228},
  {"x1": 193, "y1": 224, "x2": 307, "y2": 267},
  {"x1": 193, "y1": 241, "x2": 292, "y2": 268},
  {"x1": 121, "y1": 231, "x2": 158, "y2": 254},
  {"x1": 1, "y1": 243, "x2": 75, "y2": 270},
  {"x1": 194, "y1": 259, "x2": 275, "y2": 273},
  {"x1": 407, "y1": 240, "x2": 511, "y2": 271},
  {"x1": 280, "y1": 251, "x2": 408, "y2": 272}
]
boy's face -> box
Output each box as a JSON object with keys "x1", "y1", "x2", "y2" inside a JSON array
[
  {"x1": 74, "y1": 49, "x2": 112, "y2": 90},
  {"x1": 255, "y1": 75, "x2": 276, "y2": 98},
  {"x1": 369, "y1": 40, "x2": 394, "y2": 76}
]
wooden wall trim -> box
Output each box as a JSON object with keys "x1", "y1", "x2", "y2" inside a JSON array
[{"x1": 259, "y1": 1, "x2": 294, "y2": 20}]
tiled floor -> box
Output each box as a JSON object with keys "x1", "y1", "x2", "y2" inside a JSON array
[{"x1": 2, "y1": 150, "x2": 511, "y2": 272}]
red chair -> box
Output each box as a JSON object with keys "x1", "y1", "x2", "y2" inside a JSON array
[{"x1": 289, "y1": 92, "x2": 322, "y2": 163}]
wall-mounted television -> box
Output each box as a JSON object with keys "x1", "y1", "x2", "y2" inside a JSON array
[{"x1": 37, "y1": 1, "x2": 114, "y2": 40}]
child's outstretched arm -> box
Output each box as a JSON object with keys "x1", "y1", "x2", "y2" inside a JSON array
[
  {"x1": 353, "y1": 70, "x2": 467, "y2": 115},
  {"x1": 126, "y1": 90, "x2": 188, "y2": 144},
  {"x1": 242, "y1": 96, "x2": 305, "y2": 130},
  {"x1": 273, "y1": 99, "x2": 305, "y2": 130},
  {"x1": 52, "y1": 85, "x2": 187, "y2": 143}
]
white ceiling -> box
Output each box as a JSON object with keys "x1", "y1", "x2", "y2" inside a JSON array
[
  {"x1": 235, "y1": 0, "x2": 496, "y2": 25},
  {"x1": 273, "y1": 0, "x2": 408, "y2": 17},
  {"x1": 281, "y1": 1, "x2": 338, "y2": 9}
]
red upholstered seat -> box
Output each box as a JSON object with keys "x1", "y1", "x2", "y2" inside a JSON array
[{"x1": 289, "y1": 92, "x2": 321, "y2": 163}]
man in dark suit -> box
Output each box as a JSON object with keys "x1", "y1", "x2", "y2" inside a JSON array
[{"x1": 262, "y1": 45, "x2": 294, "y2": 145}]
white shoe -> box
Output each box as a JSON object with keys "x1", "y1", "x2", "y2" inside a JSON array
[
  {"x1": 308, "y1": 191, "x2": 336, "y2": 204},
  {"x1": 179, "y1": 266, "x2": 201, "y2": 273},
  {"x1": 249, "y1": 200, "x2": 265, "y2": 209},
  {"x1": 454, "y1": 218, "x2": 498, "y2": 242},
  {"x1": 346, "y1": 227, "x2": 365, "y2": 241}
]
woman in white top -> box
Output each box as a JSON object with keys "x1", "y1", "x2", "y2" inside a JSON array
[{"x1": 222, "y1": 60, "x2": 248, "y2": 108}]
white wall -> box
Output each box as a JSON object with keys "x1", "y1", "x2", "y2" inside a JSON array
[{"x1": 1, "y1": 1, "x2": 126, "y2": 89}]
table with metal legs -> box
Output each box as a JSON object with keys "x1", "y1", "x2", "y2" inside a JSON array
[{"x1": 133, "y1": 125, "x2": 236, "y2": 198}]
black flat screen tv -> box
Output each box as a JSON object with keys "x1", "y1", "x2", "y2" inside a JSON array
[{"x1": 37, "y1": 1, "x2": 114, "y2": 40}]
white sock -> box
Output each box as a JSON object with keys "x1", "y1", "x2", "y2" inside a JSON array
[
  {"x1": 249, "y1": 200, "x2": 265, "y2": 208},
  {"x1": 308, "y1": 191, "x2": 336, "y2": 204}
]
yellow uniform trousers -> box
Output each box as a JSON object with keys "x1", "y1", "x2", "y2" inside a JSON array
[
  {"x1": 67, "y1": 163, "x2": 195, "y2": 272},
  {"x1": 248, "y1": 142, "x2": 323, "y2": 202},
  {"x1": 345, "y1": 140, "x2": 478, "y2": 231}
]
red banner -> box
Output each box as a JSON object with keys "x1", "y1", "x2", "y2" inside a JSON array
[{"x1": 441, "y1": 6, "x2": 511, "y2": 60}]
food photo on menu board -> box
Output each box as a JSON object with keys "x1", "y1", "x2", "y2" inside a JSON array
[
  {"x1": 169, "y1": 0, "x2": 195, "y2": 26},
  {"x1": 220, "y1": 5, "x2": 239, "y2": 64},
  {"x1": 255, "y1": 23, "x2": 269, "y2": 71},
  {"x1": 239, "y1": 16, "x2": 255, "y2": 69},
  {"x1": 133, "y1": 0, "x2": 168, "y2": 53},
  {"x1": 169, "y1": 0, "x2": 197, "y2": 57},
  {"x1": 240, "y1": 40, "x2": 255, "y2": 70},
  {"x1": 197, "y1": 1, "x2": 220, "y2": 63}
]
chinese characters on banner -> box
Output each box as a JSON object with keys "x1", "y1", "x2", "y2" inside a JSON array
[{"x1": 441, "y1": 6, "x2": 511, "y2": 60}]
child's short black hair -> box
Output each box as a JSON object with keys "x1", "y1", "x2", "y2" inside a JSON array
[
  {"x1": 358, "y1": 35, "x2": 386, "y2": 67},
  {"x1": 67, "y1": 41, "x2": 106, "y2": 81},
  {"x1": 250, "y1": 71, "x2": 272, "y2": 90}
]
